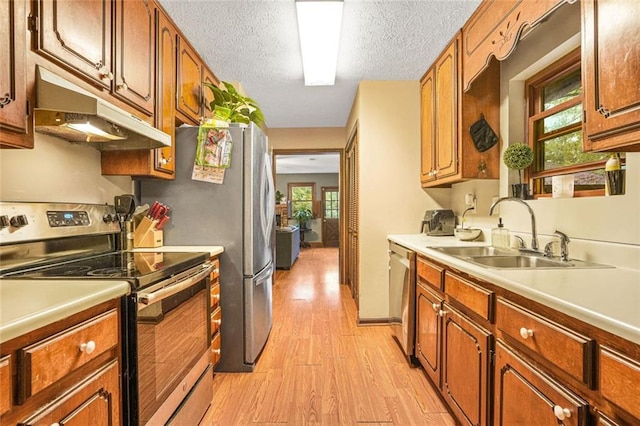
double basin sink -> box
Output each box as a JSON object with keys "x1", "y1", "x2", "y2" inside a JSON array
[{"x1": 431, "y1": 246, "x2": 613, "y2": 269}]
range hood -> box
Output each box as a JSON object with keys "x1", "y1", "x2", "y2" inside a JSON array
[{"x1": 34, "y1": 67, "x2": 171, "y2": 151}]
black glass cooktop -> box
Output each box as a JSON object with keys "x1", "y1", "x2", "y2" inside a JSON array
[{"x1": 3, "y1": 251, "x2": 209, "y2": 290}]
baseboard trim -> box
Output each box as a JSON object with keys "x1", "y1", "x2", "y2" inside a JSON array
[{"x1": 357, "y1": 317, "x2": 390, "y2": 326}]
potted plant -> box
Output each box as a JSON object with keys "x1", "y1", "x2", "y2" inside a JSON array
[
  {"x1": 292, "y1": 207, "x2": 313, "y2": 229},
  {"x1": 203, "y1": 81, "x2": 265, "y2": 127},
  {"x1": 503, "y1": 143, "x2": 534, "y2": 199},
  {"x1": 275, "y1": 190, "x2": 284, "y2": 204}
]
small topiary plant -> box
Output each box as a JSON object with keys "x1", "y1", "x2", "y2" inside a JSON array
[{"x1": 503, "y1": 143, "x2": 534, "y2": 185}]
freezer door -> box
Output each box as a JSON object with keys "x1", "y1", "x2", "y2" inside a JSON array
[
  {"x1": 244, "y1": 262, "x2": 273, "y2": 364},
  {"x1": 244, "y1": 124, "x2": 275, "y2": 275}
]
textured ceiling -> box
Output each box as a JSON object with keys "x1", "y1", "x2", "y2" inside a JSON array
[
  {"x1": 158, "y1": 0, "x2": 482, "y2": 129},
  {"x1": 276, "y1": 153, "x2": 341, "y2": 174}
]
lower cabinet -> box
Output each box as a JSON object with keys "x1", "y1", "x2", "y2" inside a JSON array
[
  {"x1": 441, "y1": 305, "x2": 492, "y2": 426},
  {"x1": 494, "y1": 341, "x2": 588, "y2": 426},
  {"x1": 209, "y1": 255, "x2": 222, "y2": 369},
  {"x1": 415, "y1": 282, "x2": 443, "y2": 388}
]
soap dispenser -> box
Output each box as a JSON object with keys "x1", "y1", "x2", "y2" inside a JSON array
[{"x1": 492, "y1": 218, "x2": 510, "y2": 249}]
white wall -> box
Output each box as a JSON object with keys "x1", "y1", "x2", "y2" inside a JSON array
[
  {"x1": 275, "y1": 172, "x2": 340, "y2": 243},
  {"x1": 498, "y1": 2, "x2": 640, "y2": 266},
  {"x1": 0, "y1": 133, "x2": 133, "y2": 204},
  {"x1": 347, "y1": 81, "x2": 444, "y2": 320}
]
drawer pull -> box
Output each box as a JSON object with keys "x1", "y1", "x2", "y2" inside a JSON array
[
  {"x1": 553, "y1": 405, "x2": 571, "y2": 420},
  {"x1": 212, "y1": 294, "x2": 220, "y2": 302},
  {"x1": 212, "y1": 349, "x2": 221, "y2": 355},
  {"x1": 432, "y1": 303, "x2": 439, "y2": 312},
  {"x1": 213, "y1": 319, "x2": 221, "y2": 326},
  {"x1": 519, "y1": 327, "x2": 534, "y2": 339},
  {"x1": 52, "y1": 423, "x2": 61, "y2": 426},
  {"x1": 79, "y1": 340, "x2": 96, "y2": 354},
  {"x1": 438, "y1": 309, "x2": 447, "y2": 317}
]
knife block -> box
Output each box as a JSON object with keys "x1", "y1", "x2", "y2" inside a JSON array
[{"x1": 133, "y1": 217, "x2": 163, "y2": 248}]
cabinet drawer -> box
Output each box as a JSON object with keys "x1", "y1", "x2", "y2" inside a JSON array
[
  {"x1": 496, "y1": 298, "x2": 594, "y2": 386},
  {"x1": 20, "y1": 310, "x2": 118, "y2": 398},
  {"x1": 0, "y1": 355, "x2": 11, "y2": 416},
  {"x1": 210, "y1": 257, "x2": 220, "y2": 281},
  {"x1": 211, "y1": 306, "x2": 222, "y2": 336},
  {"x1": 210, "y1": 283, "x2": 220, "y2": 308},
  {"x1": 211, "y1": 332, "x2": 221, "y2": 367},
  {"x1": 444, "y1": 272, "x2": 494, "y2": 322},
  {"x1": 417, "y1": 256, "x2": 444, "y2": 291},
  {"x1": 600, "y1": 346, "x2": 640, "y2": 419}
]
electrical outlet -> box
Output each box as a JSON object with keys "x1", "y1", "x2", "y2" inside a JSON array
[{"x1": 465, "y1": 193, "x2": 476, "y2": 207}]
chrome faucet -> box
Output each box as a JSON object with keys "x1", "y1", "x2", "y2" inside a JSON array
[
  {"x1": 553, "y1": 230, "x2": 570, "y2": 261},
  {"x1": 489, "y1": 197, "x2": 539, "y2": 251}
]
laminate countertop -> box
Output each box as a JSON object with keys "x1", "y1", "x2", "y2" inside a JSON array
[
  {"x1": 0, "y1": 280, "x2": 130, "y2": 344},
  {"x1": 388, "y1": 233, "x2": 640, "y2": 345}
]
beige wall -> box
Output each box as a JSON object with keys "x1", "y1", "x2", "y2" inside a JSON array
[
  {"x1": 268, "y1": 127, "x2": 346, "y2": 150},
  {"x1": 346, "y1": 80, "x2": 430, "y2": 320},
  {"x1": 0, "y1": 133, "x2": 133, "y2": 203}
]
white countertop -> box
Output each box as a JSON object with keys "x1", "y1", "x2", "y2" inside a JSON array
[
  {"x1": 388, "y1": 233, "x2": 640, "y2": 345},
  {"x1": 130, "y1": 245, "x2": 224, "y2": 257},
  {"x1": 0, "y1": 280, "x2": 130, "y2": 344}
]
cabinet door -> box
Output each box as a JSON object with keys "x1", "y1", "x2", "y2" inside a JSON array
[
  {"x1": 113, "y1": 0, "x2": 155, "y2": 115},
  {"x1": 420, "y1": 69, "x2": 435, "y2": 184},
  {"x1": 416, "y1": 283, "x2": 443, "y2": 388},
  {"x1": 21, "y1": 360, "x2": 120, "y2": 426},
  {"x1": 442, "y1": 305, "x2": 491, "y2": 426},
  {"x1": 433, "y1": 39, "x2": 458, "y2": 181},
  {"x1": 202, "y1": 67, "x2": 220, "y2": 119},
  {"x1": 176, "y1": 37, "x2": 203, "y2": 124},
  {"x1": 35, "y1": 0, "x2": 113, "y2": 89},
  {"x1": 494, "y1": 342, "x2": 588, "y2": 426},
  {"x1": 154, "y1": 8, "x2": 177, "y2": 175},
  {"x1": 0, "y1": 0, "x2": 33, "y2": 148},
  {"x1": 582, "y1": 0, "x2": 640, "y2": 151}
]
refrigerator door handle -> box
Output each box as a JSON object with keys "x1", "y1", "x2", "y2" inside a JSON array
[
  {"x1": 254, "y1": 261, "x2": 274, "y2": 283},
  {"x1": 262, "y1": 153, "x2": 275, "y2": 243}
]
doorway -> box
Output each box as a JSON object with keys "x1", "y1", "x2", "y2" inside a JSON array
[{"x1": 321, "y1": 186, "x2": 339, "y2": 247}]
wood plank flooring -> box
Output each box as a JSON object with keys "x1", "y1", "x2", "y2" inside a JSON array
[{"x1": 201, "y1": 247, "x2": 454, "y2": 425}]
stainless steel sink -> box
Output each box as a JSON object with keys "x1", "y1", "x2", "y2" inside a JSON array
[{"x1": 430, "y1": 246, "x2": 613, "y2": 269}]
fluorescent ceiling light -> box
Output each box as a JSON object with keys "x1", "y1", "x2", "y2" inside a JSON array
[{"x1": 296, "y1": 1, "x2": 343, "y2": 86}]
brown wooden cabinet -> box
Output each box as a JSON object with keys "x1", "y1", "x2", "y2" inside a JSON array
[
  {"x1": 0, "y1": 0, "x2": 33, "y2": 148},
  {"x1": 420, "y1": 32, "x2": 500, "y2": 188},
  {"x1": 113, "y1": 0, "x2": 155, "y2": 116},
  {"x1": 415, "y1": 282, "x2": 444, "y2": 389},
  {"x1": 582, "y1": 0, "x2": 640, "y2": 151},
  {"x1": 441, "y1": 304, "x2": 492, "y2": 426},
  {"x1": 494, "y1": 341, "x2": 589, "y2": 426},
  {"x1": 176, "y1": 37, "x2": 204, "y2": 124},
  {"x1": 599, "y1": 346, "x2": 640, "y2": 420},
  {"x1": 461, "y1": 0, "x2": 568, "y2": 91},
  {"x1": 209, "y1": 256, "x2": 222, "y2": 369},
  {"x1": 0, "y1": 300, "x2": 121, "y2": 425}
]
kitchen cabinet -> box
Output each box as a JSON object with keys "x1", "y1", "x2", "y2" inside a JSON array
[
  {"x1": 33, "y1": 0, "x2": 155, "y2": 117},
  {"x1": 210, "y1": 256, "x2": 222, "y2": 369},
  {"x1": 441, "y1": 304, "x2": 492, "y2": 426},
  {"x1": 415, "y1": 281, "x2": 444, "y2": 389},
  {"x1": 176, "y1": 36, "x2": 205, "y2": 125},
  {"x1": 494, "y1": 341, "x2": 589, "y2": 426},
  {"x1": 599, "y1": 346, "x2": 640, "y2": 420},
  {"x1": 0, "y1": 0, "x2": 33, "y2": 149},
  {"x1": 203, "y1": 67, "x2": 220, "y2": 120},
  {"x1": 420, "y1": 32, "x2": 500, "y2": 188},
  {"x1": 461, "y1": 0, "x2": 568, "y2": 91},
  {"x1": 582, "y1": 0, "x2": 640, "y2": 151},
  {"x1": 101, "y1": 5, "x2": 176, "y2": 179},
  {"x1": 0, "y1": 300, "x2": 121, "y2": 425}
]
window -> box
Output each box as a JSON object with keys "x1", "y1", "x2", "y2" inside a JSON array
[
  {"x1": 323, "y1": 188, "x2": 339, "y2": 219},
  {"x1": 526, "y1": 49, "x2": 619, "y2": 197},
  {"x1": 288, "y1": 182, "x2": 315, "y2": 216}
]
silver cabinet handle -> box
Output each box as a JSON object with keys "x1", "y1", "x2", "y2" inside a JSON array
[{"x1": 138, "y1": 262, "x2": 213, "y2": 305}]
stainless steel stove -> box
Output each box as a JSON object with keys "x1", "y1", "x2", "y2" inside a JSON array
[{"x1": 0, "y1": 202, "x2": 214, "y2": 425}]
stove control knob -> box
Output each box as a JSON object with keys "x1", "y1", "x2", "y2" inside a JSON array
[
  {"x1": 0, "y1": 215, "x2": 9, "y2": 228},
  {"x1": 10, "y1": 214, "x2": 28, "y2": 227},
  {"x1": 103, "y1": 213, "x2": 115, "y2": 223}
]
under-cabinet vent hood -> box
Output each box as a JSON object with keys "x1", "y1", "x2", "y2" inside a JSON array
[{"x1": 34, "y1": 67, "x2": 171, "y2": 151}]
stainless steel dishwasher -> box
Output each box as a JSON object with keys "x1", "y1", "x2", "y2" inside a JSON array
[{"x1": 388, "y1": 241, "x2": 416, "y2": 363}]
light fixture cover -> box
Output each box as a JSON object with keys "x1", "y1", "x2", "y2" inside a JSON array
[{"x1": 296, "y1": 1, "x2": 344, "y2": 86}]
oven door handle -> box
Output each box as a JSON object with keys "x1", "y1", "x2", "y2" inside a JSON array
[{"x1": 138, "y1": 262, "x2": 213, "y2": 306}]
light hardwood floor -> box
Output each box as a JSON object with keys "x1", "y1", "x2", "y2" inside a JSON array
[{"x1": 201, "y1": 247, "x2": 455, "y2": 425}]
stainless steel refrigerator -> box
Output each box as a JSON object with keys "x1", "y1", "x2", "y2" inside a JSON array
[{"x1": 139, "y1": 123, "x2": 275, "y2": 372}]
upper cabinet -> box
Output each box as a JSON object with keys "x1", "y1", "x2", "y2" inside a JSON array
[
  {"x1": 176, "y1": 38, "x2": 204, "y2": 124},
  {"x1": 582, "y1": 0, "x2": 640, "y2": 152},
  {"x1": 33, "y1": 0, "x2": 154, "y2": 117},
  {"x1": 0, "y1": 0, "x2": 33, "y2": 148},
  {"x1": 421, "y1": 32, "x2": 500, "y2": 188},
  {"x1": 462, "y1": 0, "x2": 569, "y2": 92}
]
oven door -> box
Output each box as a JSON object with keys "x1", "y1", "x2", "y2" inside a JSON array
[{"x1": 134, "y1": 262, "x2": 212, "y2": 425}]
